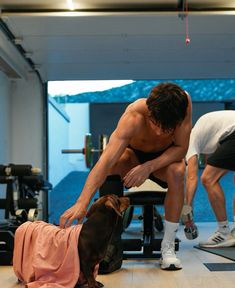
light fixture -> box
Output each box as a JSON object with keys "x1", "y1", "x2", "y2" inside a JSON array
[{"x1": 66, "y1": 0, "x2": 75, "y2": 11}]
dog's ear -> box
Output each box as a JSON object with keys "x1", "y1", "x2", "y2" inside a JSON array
[
  {"x1": 105, "y1": 195, "x2": 130, "y2": 216},
  {"x1": 86, "y1": 196, "x2": 108, "y2": 218},
  {"x1": 105, "y1": 199, "x2": 122, "y2": 216},
  {"x1": 119, "y1": 197, "x2": 130, "y2": 213}
]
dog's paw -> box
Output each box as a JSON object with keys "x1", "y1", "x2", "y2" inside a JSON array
[{"x1": 95, "y1": 281, "x2": 104, "y2": 287}]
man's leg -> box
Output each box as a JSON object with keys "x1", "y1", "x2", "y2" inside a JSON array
[
  {"x1": 199, "y1": 165, "x2": 235, "y2": 247},
  {"x1": 154, "y1": 160, "x2": 185, "y2": 270}
]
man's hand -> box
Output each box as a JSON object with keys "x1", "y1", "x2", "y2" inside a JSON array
[
  {"x1": 123, "y1": 163, "x2": 151, "y2": 188},
  {"x1": 59, "y1": 201, "x2": 87, "y2": 228}
]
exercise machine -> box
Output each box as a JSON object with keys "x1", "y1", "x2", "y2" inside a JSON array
[{"x1": 0, "y1": 164, "x2": 52, "y2": 265}]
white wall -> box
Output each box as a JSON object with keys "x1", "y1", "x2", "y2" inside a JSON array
[
  {"x1": 0, "y1": 27, "x2": 45, "y2": 220},
  {"x1": 0, "y1": 71, "x2": 11, "y2": 218},
  {"x1": 65, "y1": 103, "x2": 90, "y2": 172},
  {"x1": 0, "y1": 71, "x2": 11, "y2": 164},
  {"x1": 48, "y1": 97, "x2": 75, "y2": 187},
  {"x1": 10, "y1": 75, "x2": 44, "y2": 170},
  {"x1": 48, "y1": 102, "x2": 89, "y2": 187}
]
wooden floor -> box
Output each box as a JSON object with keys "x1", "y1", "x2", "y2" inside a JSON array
[{"x1": 1, "y1": 222, "x2": 235, "y2": 288}]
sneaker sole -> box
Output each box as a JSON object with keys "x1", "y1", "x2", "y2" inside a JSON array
[
  {"x1": 160, "y1": 264, "x2": 182, "y2": 271},
  {"x1": 160, "y1": 259, "x2": 182, "y2": 270},
  {"x1": 199, "y1": 239, "x2": 235, "y2": 248}
]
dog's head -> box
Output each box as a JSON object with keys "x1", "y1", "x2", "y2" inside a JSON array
[{"x1": 86, "y1": 194, "x2": 130, "y2": 218}]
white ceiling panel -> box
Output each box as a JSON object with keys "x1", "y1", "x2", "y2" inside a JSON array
[{"x1": 1, "y1": 1, "x2": 235, "y2": 81}]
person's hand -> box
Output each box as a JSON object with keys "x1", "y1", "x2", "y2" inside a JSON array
[
  {"x1": 123, "y1": 163, "x2": 151, "y2": 188},
  {"x1": 59, "y1": 201, "x2": 87, "y2": 228}
]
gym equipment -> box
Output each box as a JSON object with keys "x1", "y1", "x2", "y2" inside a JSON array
[
  {"x1": 0, "y1": 163, "x2": 53, "y2": 265},
  {"x1": 122, "y1": 191, "x2": 179, "y2": 259},
  {"x1": 99, "y1": 175, "x2": 179, "y2": 259},
  {"x1": 181, "y1": 204, "x2": 199, "y2": 240},
  {"x1": 62, "y1": 133, "x2": 108, "y2": 168}
]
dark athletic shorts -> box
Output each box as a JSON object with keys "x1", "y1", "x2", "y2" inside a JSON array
[
  {"x1": 207, "y1": 130, "x2": 235, "y2": 171},
  {"x1": 128, "y1": 145, "x2": 169, "y2": 189}
]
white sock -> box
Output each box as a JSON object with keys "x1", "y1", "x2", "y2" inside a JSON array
[
  {"x1": 162, "y1": 220, "x2": 179, "y2": 246},
  {"x1": 218, "y1": 220, "x2": 230, "y2": 234}
]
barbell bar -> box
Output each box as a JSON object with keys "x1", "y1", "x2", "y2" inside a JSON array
[{"x1": 62, "y1": 133, "x2": 108, "y2": 168}]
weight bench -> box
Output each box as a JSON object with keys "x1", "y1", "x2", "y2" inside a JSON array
[
  {"x1": 99, "y1": 177, "x2": 180, "y2": 260},
  {"x1": 122, "y1": 180, "x2": 179, "y2": 259}
]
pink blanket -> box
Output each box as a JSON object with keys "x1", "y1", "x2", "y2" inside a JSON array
[{"x1": 13, "y1": 221, "x2": 92, "y2": 288}]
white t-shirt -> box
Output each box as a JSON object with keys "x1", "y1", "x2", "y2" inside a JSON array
[{"x1": 186, "y1": 110, "x2": 235, "y2": 162}]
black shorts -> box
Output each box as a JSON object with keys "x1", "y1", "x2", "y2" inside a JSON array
[
  {"x1": 207, "y1": 130, "x2": 235, "y2": 171},
  {"x1": 128, "y1": 145, "x2": 169, "y2": 189}
]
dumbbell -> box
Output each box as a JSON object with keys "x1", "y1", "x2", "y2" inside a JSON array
[
  {"x1": 62, "y1": 133, "x2": 108, "y2": 168},
  {"x1": 181, "y1": 204, "x2": 199, "y2": 240}
]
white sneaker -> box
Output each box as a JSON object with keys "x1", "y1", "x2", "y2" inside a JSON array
[
  {"x1": 231, "y1": 227, "x2": 235, "y2": 238},
  {"x1": 199, "y1": 231, "x2": 235, "y2": 248},
  {"x1": 160, "y1": 242, "x2": 182, "y2": 270}
]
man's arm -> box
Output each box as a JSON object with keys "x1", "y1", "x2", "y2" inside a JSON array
[
  {"x1": 186, "y1": 155, "x2": 199, "y2": 206},
  {"x1": 123, "y1": 94, "x2": 192, "y2": 188},
  {"x1": 59, "y1": 112, "x2": 138, "y2": 227}
]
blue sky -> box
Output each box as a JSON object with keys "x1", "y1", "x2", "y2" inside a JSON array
[{"x1": 48, "y1": 80, "x2": 133, "y2": 96}]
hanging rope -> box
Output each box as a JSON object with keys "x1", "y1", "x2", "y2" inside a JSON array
[{"x1": 185, "y1": 0, "x2": 190, "y2": 45}]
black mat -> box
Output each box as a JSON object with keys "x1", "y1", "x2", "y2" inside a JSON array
[
  {"x1": 204, "y1": 263, "x2": 235, "y2": 271},
  {"x1": 195, "y1": 245, "x2": 235, "y2": 261}
]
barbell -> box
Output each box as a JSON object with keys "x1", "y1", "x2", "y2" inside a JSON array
[{"x1": 62, "y1": 133, "x2": 108, "y2": 168}]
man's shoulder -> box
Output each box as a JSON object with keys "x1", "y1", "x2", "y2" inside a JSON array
[
  {"x1": 119, "y1": 102, "x2": 147, "y2": 132},
  {"x1": 122, "y1": 109, "x2": 145, "y2": 125},
  {"x1": 126, "y1": 98, "x2": 147, "y2": 114}
]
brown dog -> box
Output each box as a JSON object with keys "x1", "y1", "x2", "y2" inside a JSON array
[{"x1": 78, "y1": 194, "x2": 130, "y2": 288}]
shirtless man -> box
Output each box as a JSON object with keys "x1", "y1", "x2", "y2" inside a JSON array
[{"x1": 60, "y1": 82, "x2": 192, "y2": 270}]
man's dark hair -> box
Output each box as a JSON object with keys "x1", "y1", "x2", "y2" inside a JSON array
[{"x1": 146, "y1": 82, "x2": 188, "y2": 132}]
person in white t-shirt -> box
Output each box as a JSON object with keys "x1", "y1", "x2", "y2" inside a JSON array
[{"x1": 185, "y1": 110, "x2": 235, "y2": 247}]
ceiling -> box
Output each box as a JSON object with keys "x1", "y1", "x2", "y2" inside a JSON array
[{"x1": 1, "y1": 1, "x2": 235, "y2": 82}]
